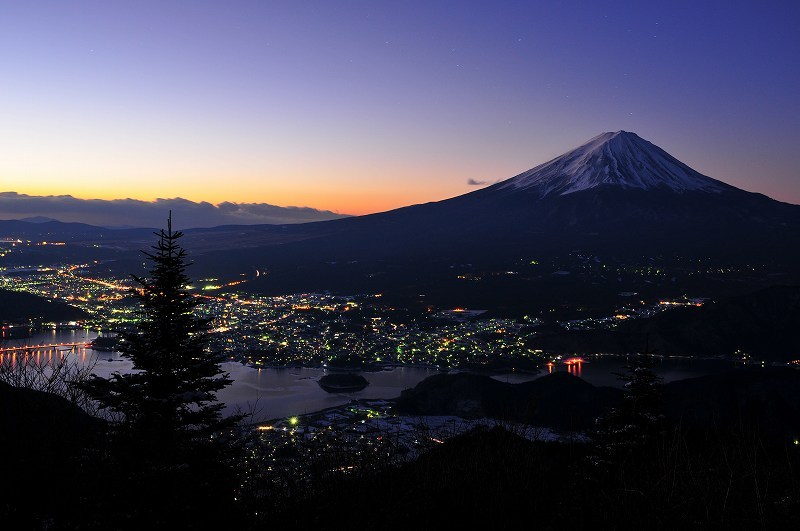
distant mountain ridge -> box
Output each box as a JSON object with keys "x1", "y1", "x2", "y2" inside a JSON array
[
  {"x1": 18, "y1": 216, "x2": 59, "y2": 223},
  {"x1": 0, "y1": 191, "x2": 350, "y2": 229}
]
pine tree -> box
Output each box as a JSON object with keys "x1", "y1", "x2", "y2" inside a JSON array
[
  {"x1": 591, "y1": 356, "x2": 664, "y2": 466},
  {"x1": 82, "y1": 213, "x2": 241, "y2": 528}
]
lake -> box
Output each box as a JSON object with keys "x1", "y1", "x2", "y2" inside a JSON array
[
  {"x1": 2, "y1": 328, "x2": 745, "y2": 422},
  {"x1": 0, "y1": 328, "x2": 438, "y2": 421}
]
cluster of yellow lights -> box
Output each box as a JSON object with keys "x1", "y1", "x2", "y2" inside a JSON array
[{"x1": 659, "y1": 300, "x2": 703, "y2": 307}]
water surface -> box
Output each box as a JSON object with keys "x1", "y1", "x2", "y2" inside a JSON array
[{"x1": 4, "y1": 329, "x2": 743, "y2": 421}]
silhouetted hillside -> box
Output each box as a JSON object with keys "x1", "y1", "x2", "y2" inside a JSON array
[
  {"x1": 272, "y1": 426, "x2": 586, "y2": 529},
  {"x1": 665, "y1": 368, "x2": 800, "y2": 441},
  {"x1": 0, "y1": 288, "x2": 88, "y2": 322},
  {"x1": 397, "y1": 367, "x2": 800, "y2": 441},
  {"x1": 396, "y1": 371, "x2": 622, "y2": 430},
  {"x1": 269, "y1": 422, "x2": 800, "y2": 529},
  {"x1": 531, "y1": 285, "x2": 800, "y2": 361},
  {"x1": 637, "y1": 285, "x2": 800, "y2": 360},
  {"x1": 0, "y1": 382, "x2": 104, "y2": 527}
]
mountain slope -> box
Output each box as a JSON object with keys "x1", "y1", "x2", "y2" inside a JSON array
[
  {"x1": 194, "y1": 131, "x2": 800, "y2": 284},
  {"x1": 5, "y1": 131, "x2": 799, "y2": 262},
  {"x1": 3, "y1": 132, "x2": 798, "y2": 302}
]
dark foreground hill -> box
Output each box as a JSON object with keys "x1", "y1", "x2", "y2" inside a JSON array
[
  {"x1": 0, "y1": 381, "x2": 102, "y2": 450},
  {"x1": 0, "y1": 382, "x2": 104, "y2": 528},
  {"x1": 5, "y1": 367, "x2": 800, "y2": 529},
  {"x1": 396, "y1": 367, "x2": 800, "y2": 439},
  {"x1": 268, "y1": 421, "x2": 800, "y2": 529},
  {"x1": 665, "y1": 368, "x2": 800, "y2": 441},
  {"x1": 267, "y1": 367, "x2": 800, "y2": 529}
]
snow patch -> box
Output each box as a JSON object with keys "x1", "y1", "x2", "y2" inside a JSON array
[{"x1": 500, "y1": 131, "x2": 729, "y2": 197}]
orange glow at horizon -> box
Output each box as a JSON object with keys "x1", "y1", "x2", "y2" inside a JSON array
[
  {"x1": 12, "y1": 171, "x2": 473, "y2": 218},
  {"x1": 1, "y1": 1, "x2": 799, "y2": 227},
  {"x1": 13, "y1": 189, "x2": 450, "y2": 218}
]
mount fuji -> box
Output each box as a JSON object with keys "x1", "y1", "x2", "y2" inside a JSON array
[
  {"x1": 182, "y1": 130, "x2": 800, "y2": 297},
  {"x1": 12, "y1": 131, "x2": 794, "y2": 299},
  {"x1": 498, "y1": 131, "x2": 729, "y2": 196},
  {"x1": 232, "y1": 131, "x2": 796, "y2": 254}
]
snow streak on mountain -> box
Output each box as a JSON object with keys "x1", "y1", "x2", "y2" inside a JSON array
[{"x1": 498, "y1": 131, "x2": 731, "y2": 198}]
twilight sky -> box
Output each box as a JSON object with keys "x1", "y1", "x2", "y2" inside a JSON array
[{"x1": 1, "y1": 0, "x2": 799, "y2": 223}]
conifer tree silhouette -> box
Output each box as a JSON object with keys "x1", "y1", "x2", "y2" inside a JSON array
[{"x1": 83, "y1": 213, "x2": 241, "y2": 527}]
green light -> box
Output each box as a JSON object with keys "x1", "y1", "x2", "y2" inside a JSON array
[{"x1": 289, "y1": 416, "x2": 299, "y2": 426}]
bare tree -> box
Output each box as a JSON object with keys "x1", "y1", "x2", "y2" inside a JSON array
[{"x1": 0, "y1": 347, "x2": 100, "y2": 416}]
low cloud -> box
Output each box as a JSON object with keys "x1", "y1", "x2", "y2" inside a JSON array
[
  {"x1": 0, "y1": 192, "x2": 350, "y2": 229},
  {"x1": 467, "y1": 178, "x2": 489, "y2": 186}
]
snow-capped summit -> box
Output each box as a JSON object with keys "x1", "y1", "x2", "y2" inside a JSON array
[
  {"x1": 499, "y1": 131, "x2": 729, "y2": 197},
  {"x1": 185, "y1": 130, "x2": 800, "y2": 293}
]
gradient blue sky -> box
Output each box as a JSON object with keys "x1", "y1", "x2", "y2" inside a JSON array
[{"x1": 2, "y1": 0, "x2": 798, "y2": 216}]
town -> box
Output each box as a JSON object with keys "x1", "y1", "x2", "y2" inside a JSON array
[{"x1": 1, "y1": 247, "x2": 722, "y2": 371}]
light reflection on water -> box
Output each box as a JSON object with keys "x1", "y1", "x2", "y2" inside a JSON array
[
  {"x1": 493, "y1": 356, "x2": 740, "y2": 388},
  {"x1": 4, "y1": 330, "x2": 739, "y2": 421},
  {"x1": 1, "y1": 330, "x2": 439, "y2": 421}
]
